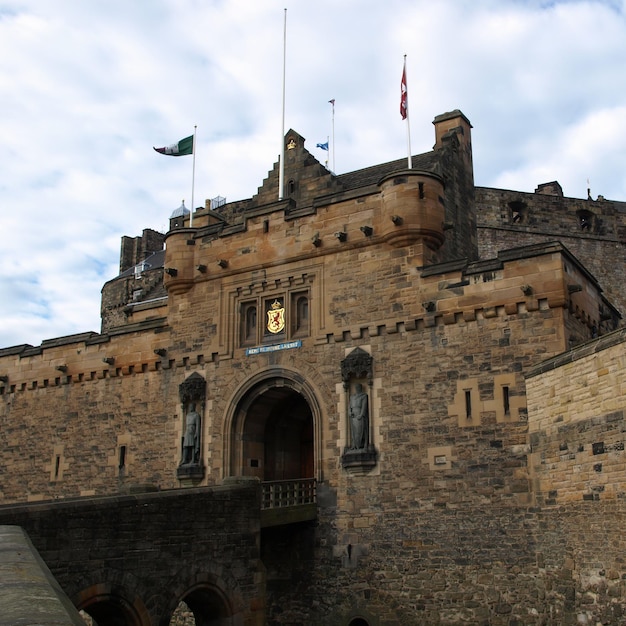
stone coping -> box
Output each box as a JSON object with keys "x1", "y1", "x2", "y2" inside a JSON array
[
  {"x1": 526, "y1": 326, "x2": 626, "y2": 379},
  {"x1": 0, "y1": 525, "x2": 84, "y2": 626}
]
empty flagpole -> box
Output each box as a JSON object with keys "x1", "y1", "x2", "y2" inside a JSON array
[
  {"x1": 278, "y1": 8, "x2": 287, "y2": 201},
  {"x1": 190, "y1": 125, "x2": 197, "y2": 227},
  {"x1": 401, "y1": 55, "x2": 412, "y2": 169},
  {"x1": 329, "y1": 99, "x2": 335, "y2": 172}
]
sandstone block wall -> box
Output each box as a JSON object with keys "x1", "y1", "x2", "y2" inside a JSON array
[
  {"x1": 0, "y1": 242, "x2": 610, "y2": 507},
  {"x1": 0, "y1": 328, "x2": 178, "y2": 502},
  {"x1": 262, "y1": 501, "x2": 626, "y2": 625},
  {"x1": 526, "y1": 327, "x2": 626, "y2": 505}
]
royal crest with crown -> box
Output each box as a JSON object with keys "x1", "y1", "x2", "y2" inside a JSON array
[{"x1": 266, "y1": 300, "x2": 285, "y2": 334}]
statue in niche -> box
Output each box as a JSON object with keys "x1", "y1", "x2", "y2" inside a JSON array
[
  {"x1": 349, "y1": 383, "x2": 369, "y2": 450},
  {"x1": 181, "y1": 403, "x2": 201, "y2": 465}
]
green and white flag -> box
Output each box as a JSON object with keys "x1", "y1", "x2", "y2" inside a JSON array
[{"x1": 153, "y1": 135, "x2": 193, "y2": 156}]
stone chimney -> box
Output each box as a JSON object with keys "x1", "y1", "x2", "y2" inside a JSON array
[
  {"x1": 119, "y1": 228, "x2": 165, "y2": 274},
  {"x1": 433, "y1": 110, "x2": 473, "y2": 153}
]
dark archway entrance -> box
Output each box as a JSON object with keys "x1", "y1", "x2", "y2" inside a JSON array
[
  {"x1": 241, "y1": 386, "x2": 313, "y2": 480},
  {"x1": 169, "y1": 585, "x2": 234, "y2": 626},
  {"x1": 77, "y1": 587, "x2": 148, "y2": 626},
  {"x1": 229, "y1": 375, "x2": 317, "y2": 482},
  {"x1": 263, "y1": 390, "x2": 313, "y2": 480}
]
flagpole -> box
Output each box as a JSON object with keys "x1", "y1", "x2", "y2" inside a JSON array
[
  {"x1": 325, "y1": 135, "x2": 329, "y2": 169},
  {"x1": 278, "y1": 8, "x2": 287, "y2": 201},
  {"x1": 190, "y1": 125, "x2": 197, "y2": 226},
  {"x1": 402, "y1": 55, "x2": 412, "y2": 169},
  {"x1": 329, "y1": 99, "x2": 335, "y2": 172}
]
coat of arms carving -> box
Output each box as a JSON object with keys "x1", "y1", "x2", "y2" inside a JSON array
[{"x1": 266, "y1": 300, "x2": 285, "y2": 334}]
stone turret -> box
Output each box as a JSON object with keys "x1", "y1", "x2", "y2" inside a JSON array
[{"x1": 378, "y1": 170, "x2": 446, "y2": 265}]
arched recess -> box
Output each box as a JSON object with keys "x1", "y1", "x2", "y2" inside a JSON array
[
  {"x1": 224, "y1": 368, "x2": 323, "y2": 481},
  {"x1": 169, "y1": 584, "x2": 237, "y2": 626},
  {"x1": 76, "y1": 583, "x2": 150, "y2": 626}
]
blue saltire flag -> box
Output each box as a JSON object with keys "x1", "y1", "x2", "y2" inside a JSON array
[{"x1": 316, "y1": 142, "x2": 329, "y2": 151}]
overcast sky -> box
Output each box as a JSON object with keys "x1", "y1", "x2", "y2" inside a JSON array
[{"x1": 1, "y1": 0, "x2": 625, "y2": 348}]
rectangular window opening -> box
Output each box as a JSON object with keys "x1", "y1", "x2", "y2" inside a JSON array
[
  {"x1": 464, "y1": 390, "x2": 472, "y2": 419},
  {"x1": 54, "y1": 455, "x2": 61, "y2": 479},
  {"x1": 503, "y1": 386, "x2": 510, "y2": 415},
  {"x1": 119, "y1": 445, "x2": 127, "y2": 470}
]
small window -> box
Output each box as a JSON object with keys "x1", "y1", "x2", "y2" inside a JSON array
[
  {"x1": 418, "y1": 182, "x2": 425, "y2": 199},
  {"x1": 118, "y1": 445, "x2": 127, "y2": 470},
  {"x1": 577, "y1": 209, "x2": 593, "y2": 231},
  {"x1": 508, "y1": 200, "x2": 526, "y2": 224},
  {"x1": 465, "y1": 390, "x2": 472, "y2": 419},
  {"x1": 503, "y1": 386, "x2": 510, "y2": 415},
  {"x1": 134, "y1": 262, "x2": 148, "y2": 279}
]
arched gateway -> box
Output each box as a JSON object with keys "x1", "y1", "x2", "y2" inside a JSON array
[{"x1": 225, "y1": 370, "x2": 321, "y2": 483}]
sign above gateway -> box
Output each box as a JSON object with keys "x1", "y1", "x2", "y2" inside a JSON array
[{"x1": 245, "y1": 340, "x2": 302, "y2": 356}]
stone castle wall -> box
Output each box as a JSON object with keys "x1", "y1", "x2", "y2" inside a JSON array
[
  {"x1": 263, "y1": 499, "x2": 626, "y2": 625},
  {"x1": 527, "y1": 327, "x2": 626, "y2": 505},
  {"x1": 1, "y1": 109, "x2": 625, "y2": 624},
  {"x1": 0, "y1": 329, "x2": 177, "y2": 502},
  {"x1": 2, "y1": 312, "x2": 625, "y2": 623},
  {"x1": 0, "y1": 241, "x2": 609, "y2": 508},
  {"x1": 476, "y1": 186, "x2": 626, "y2": 316}
]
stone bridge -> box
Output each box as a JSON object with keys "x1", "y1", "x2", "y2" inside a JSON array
[{"x1": 0, "y1": 478, "x2": 316, "y2": 625}]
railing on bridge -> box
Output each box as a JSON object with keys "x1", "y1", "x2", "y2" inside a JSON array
[{"x1": 260, "y1": 478, "x2": 317, "y2": 527}]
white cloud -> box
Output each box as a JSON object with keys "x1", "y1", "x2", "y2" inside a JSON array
[{"x1": 1, "y1": 0, "x2": 625, "y2": 347}]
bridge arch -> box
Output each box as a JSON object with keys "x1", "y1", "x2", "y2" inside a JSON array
[
  {"x1": 223, "y1": 368, "x2": 323, "y2": 482},
  {"x1": 163, "y1": 563, "x2": 247, "y2": 626},
  {"x1": 169, "y1": 583, "x2": 236, "y2": 626},
  {"x1": 75, "y1": 582, "x2": 150, "y2": 626}
]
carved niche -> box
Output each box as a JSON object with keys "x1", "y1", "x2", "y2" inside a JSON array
[
  {"x1": 340, "y1": 348, "x2": 377, "y2": 472},
  {"x1": 177, "y1": 372, "x2": 207, "y2": 481}
]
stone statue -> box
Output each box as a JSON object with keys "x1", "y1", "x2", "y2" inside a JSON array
[
  {"x1": 349, "y1": 383, "x2": 369, "y2": 450},
  {"x1": 181, "y1": 403, "x2": 201, "y2": 465}
]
